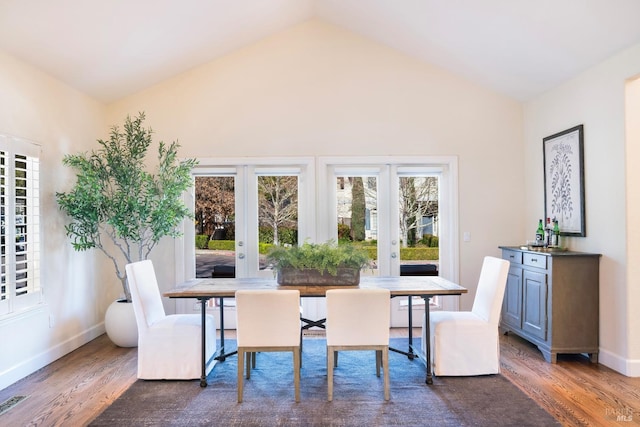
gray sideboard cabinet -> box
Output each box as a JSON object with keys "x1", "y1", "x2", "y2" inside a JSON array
[{"x1": 498, "y1": 246, "x2": 601, "y2": 363}]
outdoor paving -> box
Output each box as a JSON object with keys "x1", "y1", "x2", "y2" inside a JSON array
[
  {"x1": 195, "y1": 250, "x2": 268, "y2": 278},
  {"x1": 195, "y1": 250, "x2": 234, "y2": 278}
]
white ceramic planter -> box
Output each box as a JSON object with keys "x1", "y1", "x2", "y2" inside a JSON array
[{"x1": 105, "y1": 299, "x2": 138, "y2": 347}]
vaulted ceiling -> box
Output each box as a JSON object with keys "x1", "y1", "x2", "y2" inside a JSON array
[{"x1": 2, "y1": 0, "x2": 640, "y2": 103}]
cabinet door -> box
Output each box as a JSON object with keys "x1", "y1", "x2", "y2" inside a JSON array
[
  {"x1": 502, "y1": 265, "x2": 522, "y2": 329},
  {"x1": 522, "y1": 270, "x2": 547, "y2": 340}
]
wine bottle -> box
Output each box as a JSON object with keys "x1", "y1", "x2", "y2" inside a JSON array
[
  {"x1": 535, "y1": 219, "x2": 544, "y2": 245},
  {"x1": 544, "y1": 217, "x2": 552, "y2": 247},
  {"x1": 552, "y1": 219, "x2": 560, "y2": 247}
]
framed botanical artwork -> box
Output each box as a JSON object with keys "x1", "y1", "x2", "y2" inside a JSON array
[{"x1": 543, "y1": 124, "x2": 585, "y2": 236}]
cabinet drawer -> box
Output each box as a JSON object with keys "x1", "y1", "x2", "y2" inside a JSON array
[
  {"x1": 502, "y1": 249, "x2": 523, "y2": 264},
  {"x1": 523, "y1": 253, "x2": 547, "y2": 269}
]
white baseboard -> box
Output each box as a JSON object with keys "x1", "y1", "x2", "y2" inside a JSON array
[
  {"x1": 0, "y1": 324, "x2": 106, "y2": 391},
  {"x1": 598, "y1": 348, "x2": 640, "y2": 377}
]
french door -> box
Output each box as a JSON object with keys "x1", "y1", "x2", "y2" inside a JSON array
[
  {"x1": 315, "y1": 157, "x2": 459, "y2": 326},
  {"x1": 176, "y1": 156, "x2": 459, "y2": 326},
  {"x1": 175, "y1": 158, "x2": 314, "y2": 326}
]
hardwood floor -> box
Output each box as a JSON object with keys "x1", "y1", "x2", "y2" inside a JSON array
[
  {"x1": 499, "y1": 332, "x2": 640, "y2": 426},
  {"x1": 1, "y1": 329, "x2": 639, "y2": 426}
]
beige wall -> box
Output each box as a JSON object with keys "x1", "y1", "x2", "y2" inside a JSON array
[
  {"x1": 524, "y1": 43, "x2": 640, "y2": 375},
  {"x1": 0, "y1": 51, "x2": 113, "y2": 389},
  {"x1": 108, "y1": 19, "x2": 525, "y2": 310}
]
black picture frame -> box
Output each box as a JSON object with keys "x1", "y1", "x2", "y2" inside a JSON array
[{"x1": 543, "y1": 124, "x2": 585, "y2": 237}]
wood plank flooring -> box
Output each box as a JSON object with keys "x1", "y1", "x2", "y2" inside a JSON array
[
  {"x1": 1, "y1": 329, "x2": 638, "y2": 426},
  {"x1": 499, "y1": 331, "x2": 640, "y2": 426}
]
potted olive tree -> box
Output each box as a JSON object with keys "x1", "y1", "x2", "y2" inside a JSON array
[
  {"x1": 266, "y1": 240, "x2": 371, "y2": 285},
  {"x1": 56, "y1": 112, "x2": 196, "y2": 346}
]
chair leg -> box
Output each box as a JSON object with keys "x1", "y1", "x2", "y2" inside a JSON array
[
  {"x1": 382, "y1": 347, "x2": 390, "y2": 401},
  {"x1": 293, "y1": 347, "x2": 301, "y2": 402},
  {"x1": 237, "y1": 348, "x2": 245, "y2": 403},
  {"x1": 245, "y1": 352, "x2": 252, "y2": 379},
  {"x1": 326, "y1": 346, "x2": 389, "y2": 401},
  {"x1": 251, "y1": 352, "x2": 256, "y2": 369},
  {"x1": 327, "y1": 346, "x2": 335, "y2": 401}
]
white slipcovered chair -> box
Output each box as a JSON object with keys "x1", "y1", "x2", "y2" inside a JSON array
[
  {"x1": 423, "y1": 256, "x2": 510, "y2": 376},
  {"x1": 326, "y1": 288, "x2": 391, "y2": 401},
  {"x1": 235, "y1": 289, "x2": 301, "y2": 403},
  {"x1": 125, "y1": 260, "x2": 216, "y2": 380}
]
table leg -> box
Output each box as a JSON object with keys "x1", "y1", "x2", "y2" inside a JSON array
[
  {"x1": 213, "y1": 297, "x2": 237, "y2": 363},
  {"x1": 423, "y1": 296, "x2": 433, "y2": 384},
  {"x1": 389, "y1": 296, "x2": 416, "y2": 360},
  {"x1": 300, "y1": 317, "x2": 326, "y2": 330},
  {"x1": 218, "y1": 297, "x2": 226, "y2": 361},
  {"x1": 407, "y1": 297, "x2": 415, "y2": 360},
  {"x1": 199, "y1": 296, "x2": 238, "y2": 387},
  {"x1": 199, "y1": 297, "x2": 208, "y2": 387}
]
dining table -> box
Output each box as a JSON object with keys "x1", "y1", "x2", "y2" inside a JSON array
[{"x1": 164, "y1": 275, "x2": 467, "y2": 387}]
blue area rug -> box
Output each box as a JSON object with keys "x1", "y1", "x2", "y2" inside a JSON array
[{"x1": 90, "y1": 338, "x2": 559, "y2": 426}]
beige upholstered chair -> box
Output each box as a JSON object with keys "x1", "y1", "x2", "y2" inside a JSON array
[
  {"x1": 325, "y1": 288, "x2": 391, "y2": 401},
  {"x1": 125, "y1": 260, "x2": 216, "y2": 380},
  {"x1": 235, "y1": 289, "x2": 301, "y2": 403},
  {"x1": 423, "y1": 256, "x2": 510, "y2": 376}
]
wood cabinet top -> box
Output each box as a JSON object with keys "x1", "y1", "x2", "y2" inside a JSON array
[{"x1": 499, "y1": 246, "x2": 601, "y2": 257}]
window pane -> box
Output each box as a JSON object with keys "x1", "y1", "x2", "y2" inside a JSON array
[
  {"x1": 194, "y1": 176, "x2": 236, "y2": 279},
  {"x1": 336, "y1": 176, "x2": 378, "y2": 240},
  {"x1": 258, "y1": 175, "x2": 298, "y2": 248},
  {"x1": 336, "y1": 175, "x2": 378, "y2": 273},
  {"x1": 398, "y1": 175, "x2": 439, "y2": 256}
]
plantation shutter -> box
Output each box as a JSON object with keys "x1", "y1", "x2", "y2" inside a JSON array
[{"x1": 0, "y1": 134, "x2": 42, "y2": 316}]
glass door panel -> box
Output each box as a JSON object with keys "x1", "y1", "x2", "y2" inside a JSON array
[
  {"x1": 194, "y1": 176, "x2": 236, "y2": 279},
  {"x1": 257, "y1": 175, "x2": 299, "y2": 272},
  {"x1": 398, "y1": 175, "x2": 439, "y2": 275},
  {"x1": 335, "y1": 175, "x2": 379, "y2": 275}
]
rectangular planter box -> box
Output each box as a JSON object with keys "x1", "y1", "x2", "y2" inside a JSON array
[{"x1": 277, "y1": 267, "x2": 360, "y2": 286}]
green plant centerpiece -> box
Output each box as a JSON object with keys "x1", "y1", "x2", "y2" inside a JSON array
[
  {"x1": 56, "y1": 112, "x2": 197, "y2": 302},
  {"x1": 266, "y1": 240, "x2": 370, "y2": 286}
]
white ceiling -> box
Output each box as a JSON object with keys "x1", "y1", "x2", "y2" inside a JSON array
[{"x1": 2, "y1": 0, "x2": 640, "y2": 103}]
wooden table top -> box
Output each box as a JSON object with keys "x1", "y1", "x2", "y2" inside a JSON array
[{"x1": 164, "y1": 275, "x2": 467, "y2": 299}]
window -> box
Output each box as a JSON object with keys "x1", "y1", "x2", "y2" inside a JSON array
[{"x1": 0, "y1": 135, "x2": 41, "y2": 317}]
